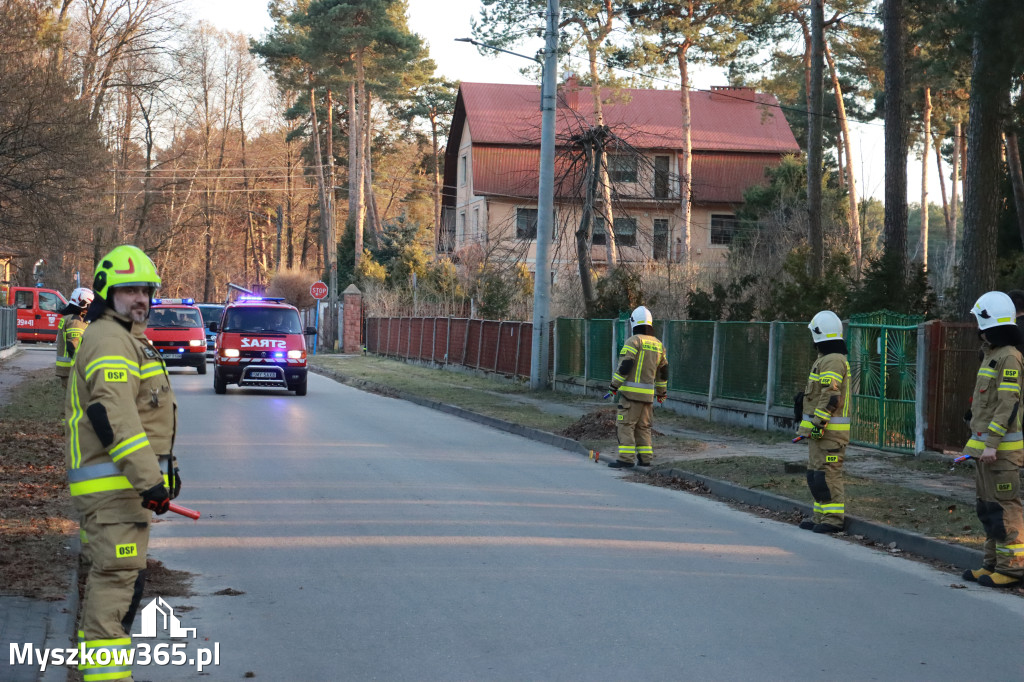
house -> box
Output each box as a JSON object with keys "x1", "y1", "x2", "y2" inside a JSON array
[{"x1": 439, "y1": 80, "x2": 800, "y2": 272}]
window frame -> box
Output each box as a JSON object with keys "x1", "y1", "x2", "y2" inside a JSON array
[
  {"x1": 710, "y1": 214, "x2": 738, "y2": 246},
  {"x1": 607, "y1": 154, "x2": 638, "y2": 184}
]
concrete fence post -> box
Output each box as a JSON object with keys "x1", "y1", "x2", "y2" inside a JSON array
[
  {"x1": 915, "y1": 322, "x2": 928, "y2": 456},
  {"x1": 708, "y1": 322, "x2": 721, "y2": 421},
  {"x1": 765, "y1": 321, "x2": 778, "y2": 431}
]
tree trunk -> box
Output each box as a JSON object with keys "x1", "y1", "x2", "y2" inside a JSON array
[
  {"x1": 589, "y1": 44, "x2": 617, "y2": 267},
  {"x1": 364, "y1": 91, "x2": 382, "y2": 238},
  {"x1": 576, "y1": 140, "x2": 597, "y2": 313},
  {"x1": 950, "y1": 119, "x2": 962, "y2": 264},
  {"x1": 326, "y1": 88, "x2": 335, "y2": 269},
  {"x1": 349, "y1": 76, "x2": 364, "y2": 266},
  {"x1": 956, "y1": 7, "x2": 1013, "y2": 316},
  {"x1": 825, "y1": 40, "x2": 861, "y2": 276},
  {"x1": 920, "y1": 86, "x2": 930, "y2": 270},
  {"x1": 430, "y1": 110, "x2": 441, "y2": 249},
  {"x1": 1003, "y1": 130, "x2": 1024, "y2": 250},
  {"x1": 807, "y1": 0, "x2": 825, "y2": 280},
  {"x1": 677, "y1": 48, "x2": 693, "y2": 264},
  {"x1": 309, "y1": 87, "x2": 330, "y2": 284},
  {"x1": 883, "y1": 0, "x2": 909, "y2": 276}
]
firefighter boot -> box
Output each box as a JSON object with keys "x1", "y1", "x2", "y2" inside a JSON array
[
  {"x1": 962, "y1": 565, "x2": 995, "y2": 582},
  {"x1": 977, "y1": 572, "x2": 1022, "y2": 588},
  {"x1": 799, "y1": 520, "x2": 816, "y2": 530}
]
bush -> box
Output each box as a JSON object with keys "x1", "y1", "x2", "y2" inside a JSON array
[
  {"x1": 267, "y1": 269, "x2": 319, "y2": 309},
  {"x1": 591, "y1": 267, "x2": 653, "y2": 318}
]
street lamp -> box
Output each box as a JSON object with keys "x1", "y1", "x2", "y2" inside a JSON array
[{"x1": 455, "y1": 0, "x2": 559, "y2": 390}]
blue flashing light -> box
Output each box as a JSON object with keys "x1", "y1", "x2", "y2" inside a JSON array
[
  {"x1": 178, "y1": 347, "x2": 185, "y2": 353},
  {"x1": 237, "y1": 295, "x2": 286, "y2": 303},
  {"x1": 152, "y1": 297, "x2": 195, "y2": 306},
  {"x1": 274, "y1": 352, "x2": 285, "y2": 359}
]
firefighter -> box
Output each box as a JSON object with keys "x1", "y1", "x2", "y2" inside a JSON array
[
  {"x1": 66, "y1": 245, "x2": 181, "y2": 682},
  {"x1": 56, "y1": 287, "x2": 94, "y2": 388},
  {"x1": 796, "y1": 310, "x2": 851, "y2": 534},
  {"x1": 607, "y1": 305, "x2": 669, "y2": 469},
  {"x1": 960, "y1": 291, "x2": 1024, "y2": 588}
]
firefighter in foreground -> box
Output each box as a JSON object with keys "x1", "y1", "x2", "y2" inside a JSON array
[
  {"x1": 608, "y1": 306, "x2": 669, "y2": 469},
  {"x1": 66, "y1": 245, "x2": 181, "y2": 682},
  {"x1": 796, "y1": 310, "x2": 851, "y2": 533},
  {"x1": 56, "y1": 287, "x2": 94, "y2": 387},
  {"x1": 960, "y1": 291, "x2": 1024, "y2": 588}
]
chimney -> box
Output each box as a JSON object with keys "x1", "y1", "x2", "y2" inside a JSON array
[{"x1": 564, "y1": 72, "x2": 579, "y2": 110}]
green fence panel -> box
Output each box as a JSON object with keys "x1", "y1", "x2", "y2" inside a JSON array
[
  {"x1": 848, "y1": 312, "x2": 922, "y2": 453},
  {"x1": 587, "y1": 319, "x2": 615, "y2": 382},
  {"x1": 556, "y1": 318, "x2": 585, "y2": 378},
  {"x1": 664, "y1": 320, "x2": 715, "y2": 396},
  {"x1": 716, "y1": 322, "x2": 770, "y2": 402},
  {"x1": 773, "y1": 322, "x2": 819, "y2": 410}
]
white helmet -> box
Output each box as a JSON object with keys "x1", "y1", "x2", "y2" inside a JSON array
[
  {"x1": 69, "y1": 287, "x2": 94, "y2": 308},
  {"x1": 972, "y1": 291, "x2": 1016, "y2": 330},
  {"x1": 808, "y1": 310, "x2": 843, "y2": 343},
  {"x1": 629, "y1": 305, "x2": 653, "y2": 331}
]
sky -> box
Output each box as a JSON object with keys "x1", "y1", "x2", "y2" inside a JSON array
[{"x1": 187, "y1": 0, "x2": 935, "y2": 205}]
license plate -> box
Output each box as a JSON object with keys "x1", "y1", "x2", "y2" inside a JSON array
[
  {"x1": 249, "y1": 371, "x2": 278, "y2": 379},
  {"x1": 162, "y1": 353, "x2": 181, "y2": 359}
]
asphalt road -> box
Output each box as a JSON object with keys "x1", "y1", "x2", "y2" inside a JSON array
[{"x1": 121, "y1": 367, "x2": 1024, "y2": 681}]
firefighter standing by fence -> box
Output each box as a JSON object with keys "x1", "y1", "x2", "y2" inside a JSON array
[
  {"x1": 796, "y1": 310, "x2": 851, "y2": 534},
  {"x1": 66, "y1": 245, "x2": 181, "y2": 682},
  {"x1": 607, "y1": 306, "x2": 669, "y2": 469},
  {"x1": 56, "y1": 287, "x2": 94, "y2": 388},
  {"x1": 960, "y1": 291, "x2": 1024, "y2": 588}
]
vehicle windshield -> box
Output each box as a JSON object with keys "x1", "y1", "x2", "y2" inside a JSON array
[
  {"x1": 149, "y1": 307, "x2": 203, "y2": 328},
  {"x1": 197, "y1": 305, "x2": 224, "y2": 326},
  {"x1": 222, "y1": 307, "x2": 301, "y2": 334}
]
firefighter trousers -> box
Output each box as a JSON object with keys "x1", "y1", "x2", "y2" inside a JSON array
[
  {"x1": 78, "y1": 505, "x2": 150, "y2": 682},
  {"x1": 807, "y1": 438, "x2": 846, "y2": 528},
  {"x1": 616, "y1": 396, "x2": 653, "y2": 464},
  {"x1": 974, "y1": 454, "x2": 1024, "y2": 577}
]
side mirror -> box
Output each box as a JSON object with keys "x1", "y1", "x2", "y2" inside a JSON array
[
  {"x1": 208, "y1": 321, "x2": 219, "y2": 333},
  {"x1": 304, "y1": 326, "x2": 317, "y2": 336}
]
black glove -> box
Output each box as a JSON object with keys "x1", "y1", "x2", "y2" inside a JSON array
[
  {"x1": 793, "y1": 392, "x2": 804, "y2": 425},
  {"x1": 963, "y1": 409, "x2": 972, "y2": 425},
  {"x1": 141, "y1": 483, "x2": 170, "y2": 515}
]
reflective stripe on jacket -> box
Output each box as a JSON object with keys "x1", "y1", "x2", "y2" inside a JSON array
[
  {"x1": 965, "y1": 344, "x2": 1023, "y2": 455},
  {"x1": 56, "y1": 315, "x2": 88, "y2": 377},
  {"x1": 800, "y1": 352, "x2": 851, "y2": 444},
  {"x1": 611, "y1": 333, "x2": 669, "y2": 404}
]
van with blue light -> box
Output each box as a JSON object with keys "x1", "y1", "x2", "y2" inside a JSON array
[
  {"x1": 144, "y1": 298, "x2": 207, "y2": 374},
  {"x1": 208, "y1": 296, "x2": 316, "y2": 396}
]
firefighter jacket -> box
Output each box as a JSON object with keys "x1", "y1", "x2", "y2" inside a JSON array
[
  {"x1": 65, "y1": 308, "x2": 177, "y2": 516},
  {"x1": 611, "y1": 333, "x2": 669, "y2": 403},
  {"x1": 55, "y1": 314, "x2": 88, "y2": 378},
  {"x1": 964, "y1": 344, "x2": 1023, "y2": 457},
  {"x1": 799, "y1": 352, "x2": 851, "y2": 444}
]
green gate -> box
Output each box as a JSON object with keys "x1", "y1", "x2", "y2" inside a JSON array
[{"x1": 848, "y1": 311, "x2": 923, "y2": 452}]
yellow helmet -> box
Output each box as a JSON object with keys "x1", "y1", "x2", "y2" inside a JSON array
[{"x1": 93, "y1": 245, "x2": 161, "y2": 300}]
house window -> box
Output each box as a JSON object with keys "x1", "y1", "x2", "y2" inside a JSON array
[
  {"x1": 472, "y1": 207, "x2": 480, "y2": 240},
  {"x1": 616, "y1": 217, "x2": 637, "y2": 246},
  {"x1": 592, "y1": 216, "x2": 637, "y2": 247},
  {"x1": 711, "y1": 214, "x2": 737, "y2": 246},
  {"x1": 459, "y1": 155, "x2": 467, "y2": 186},
  {"x1": 607, "y1": 154, "x2": 637, "y2": 183},
  {"x1": 457, "y1": 211, "x2": 466, "y2": 244},
  {"x1": 654, "y1": 156, "x2": 670, "y2": 199},
  {"x1": 653, "y1": 219, "x2": 669, "y2": 260},
  {"x1": 516, "y1": 207, "x2": 538, "y2": 239}
]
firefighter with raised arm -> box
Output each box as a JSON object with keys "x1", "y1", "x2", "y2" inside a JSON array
[
  {"x1": 56, "y1": 287, "x2": 94, "y2": 388},
  {"x1": 608, "y1": 305, "x2": 669, "y2": 469},
  {"x1": 796, "y1": 310, "x2": 851, "y2": 534},
  {"x1": 960, "y1": 291, "x2": 1024, "y2": 588},
  {"x1": 65, "y1": 245, "x2": 181, "y2": 682}
]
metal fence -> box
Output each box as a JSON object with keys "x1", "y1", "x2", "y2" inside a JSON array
[
  {"x1": 0, "y1": 306, "x2": 15, "y2": 351},
  {"x1": 364, "y1": 312, "x2": 989, "y2": 456},
  {"x1": 365, "y1": 317, "x2": 536, "y2": 378}
]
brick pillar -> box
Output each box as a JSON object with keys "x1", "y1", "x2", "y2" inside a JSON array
[{"x1": 342, "y1": 284, "x2": 362, "y2": 353}]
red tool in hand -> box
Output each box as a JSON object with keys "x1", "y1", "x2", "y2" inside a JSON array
[
  {"x1": 168, "y1": 502, "x2": 201, "y2": 520},
  {"x1": 792, "y1": 435, "x2": 807, "y2": 443}
]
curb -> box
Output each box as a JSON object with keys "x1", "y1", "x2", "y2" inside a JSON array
[
  {"x1": 311, "y1": 365, "x2": 984, "y2": 573},
  {"x1": 40, "y1": 538, "x2": 80, "y2": 682}
]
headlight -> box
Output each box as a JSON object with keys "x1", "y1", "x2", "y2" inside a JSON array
[
  {"x1": 222, "y1": 348, "x2": 239, "y2": 358},
  {"x1": 287, "y1": 350, "x2": 304, "y2": 359},
  {"x1": 189, "y1": 339, "x2": 203, "y2": 346}
]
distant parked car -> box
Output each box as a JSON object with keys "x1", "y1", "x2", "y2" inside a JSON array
[{"x1": 196, "y1": 303, "x2": 225, "y2": 360}]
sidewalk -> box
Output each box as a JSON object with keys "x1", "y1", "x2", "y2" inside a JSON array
[
  {"x1": 313, "y1": 362, "x2": 983, "y2": 571},
  {"x1": 0, "y1": 346, "x2": 80, "y2": 682}
]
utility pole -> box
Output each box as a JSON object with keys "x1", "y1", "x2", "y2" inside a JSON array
[
  {"x1": 275, "y1": 205, "x2": 283, "y2": 272},
  {"x1": 530, "y1": 0, "x2": 558, "y2": 391}
]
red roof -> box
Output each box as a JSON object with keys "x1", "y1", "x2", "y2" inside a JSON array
[
  {"x1": 459, "y1": 82, "x2": 800, "y2": 154},
  {"x1": 690, "y1": 152, "x2": 785, "y2": 204}
]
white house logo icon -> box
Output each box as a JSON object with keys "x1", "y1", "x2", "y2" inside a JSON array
[{"x1": 133, "y1": 597, "x2": 197, "y2": 639}]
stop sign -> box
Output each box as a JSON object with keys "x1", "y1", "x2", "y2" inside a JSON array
[{"x1": 310, "y1": 281, "x2": 329, "y2": 300}]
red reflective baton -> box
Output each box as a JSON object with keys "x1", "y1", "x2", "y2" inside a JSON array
[{"x1": 168, "y1": 502, "x2": 201, "y2": 520}]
